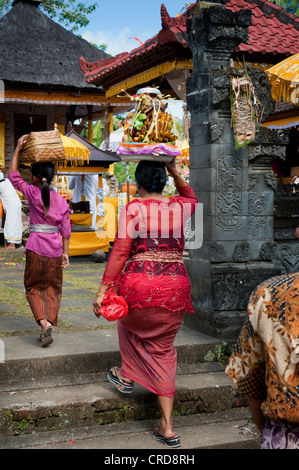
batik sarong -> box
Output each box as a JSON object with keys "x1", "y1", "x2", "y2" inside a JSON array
[
  {"x1": 24, "y1": 250, "x2": 63, "y2": 326},
  {"x1": 262, "y1": 418, "x2": 299, "y2": 449}
]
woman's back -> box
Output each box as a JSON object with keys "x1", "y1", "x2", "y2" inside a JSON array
[{"x1": 9, "y1": 171, "x2": 71, "y2": 257}]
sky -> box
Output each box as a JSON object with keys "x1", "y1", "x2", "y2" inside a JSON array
[{"x1": 77, "y1": 0, "x2": 192, "y2": 56}]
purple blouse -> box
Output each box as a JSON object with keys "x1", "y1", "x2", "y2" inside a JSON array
[{"x1": 9, "y1": 171, "x2": 71, "y2": 258}]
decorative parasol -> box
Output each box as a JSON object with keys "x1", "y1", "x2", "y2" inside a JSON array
[
  {"x1": 60, "y1": 134, "x2": 90, "y2": 163},
  {"x1": 266, "y1": 54, "x2": 299, "y2": 103},
  {"x1": 54, "y1": 124, "x2": 90, "y2": 166}
]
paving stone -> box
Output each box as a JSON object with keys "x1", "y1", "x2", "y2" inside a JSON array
[
  {"x1": 62, "y1": 289, "x2": 93, "y2": 297},
  {"x1": 60, "y1": 297, "x2": 94, "y2": 309},
  {"x1": 1, "y1": 283, "x2": 24, "y2": 289},
  {"x1": 0, "y1": 274, "x2": 24, "y2": 281},
  {"x1": 84, "y1": 279, "x2": 102, "y2": 286},
  {"x1": 59, "y1": 310, "x2": 108, "y2": 327},
  {"x1": 0, "y1": 316, "x2": 37, "y2": 332},
  {"x1": 67, "y1": 265, "x2": 104, "y2": 272},
  {"x1": 0, "y1": 303, "x2": 16, "y2": 313}
]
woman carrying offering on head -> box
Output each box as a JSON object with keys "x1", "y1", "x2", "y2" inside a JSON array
[
  {"x1": 8, "y1": 135, "x2": 71, "y2": 347},
  {"x1": 93, "y1": 158, "x2": 198, "y2": 448}
]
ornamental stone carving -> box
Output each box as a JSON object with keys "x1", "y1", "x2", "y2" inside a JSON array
[
  {"x1": 248, "y1": 193, "x2": 266, "y2": 216},
  {"x1": 264, "y1": 174, "x2": 277, "y2": 191},
  {"x1": 248, "y1": 216, "x2": 266, "y2": 239},
  {"x1": 233, "y1": 242, "x2": 250, "y2": 262},
  {"x1": 216, "y1": 153, "x2": 242, "y2": 231},
  {"x1": 276, "y1": 244, "x2": 299, "y2": 274},
  {"x1": 260, "y1": 241, "x2": 277, "y2": 261},
  {"x1": 210, "y1": 242, "x2": 226, "y2": 262},
  {"x1": 210, "y1": 121, "x2": 224, "y2": 143}
]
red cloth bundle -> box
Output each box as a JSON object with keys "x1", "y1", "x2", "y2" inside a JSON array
[{"x1": 99, "y1": 288, "x2": 128, "y2": 322}]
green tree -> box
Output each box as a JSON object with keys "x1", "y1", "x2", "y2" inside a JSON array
[
  {"x1": 0, "y1": 0, "x2": 98, "y2": 31},
  {"x1": 113, "y1": 161, "x2": 138, "y2": 185},
  {"x1": 270, "y1": 0, "x2": 299, "y2": 15},
  {"x1": 89, "y1": 42, "x2": 108, "y2": 52}
]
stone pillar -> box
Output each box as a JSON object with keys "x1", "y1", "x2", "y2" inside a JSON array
[{"x1": 184, "y1": 3, "x2": 285, "y2": 338}]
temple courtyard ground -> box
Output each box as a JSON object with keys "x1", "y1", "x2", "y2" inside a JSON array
[{"x1": 0, "y1": 247, "x2": 260, "y2": 451}]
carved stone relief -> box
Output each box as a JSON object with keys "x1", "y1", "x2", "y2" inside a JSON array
[
  {"x1": 264, "y1": 174, "x2": 277, "y2": 191},
  {"x1": 276, "y1": 244, "x2": 299, "y2": 274},
  {"x1": 248, "y1": 144, "x2": 286, "y2": 163},
  {"x1": 210, "y1": 242, "x2": 226, "y2": 262},
  {"x1": 260, "y1": 241, "x2": 277, "y2": 261},
  {"x1": 248, "y1": 193, "x2": 266, "y2": 216},
  {"x1": 233, "y1": 242, "x2": 250, "y2": 262},
  {"x1": 247, "y1": 68, "x2": 275, "y2": 121},
  {"x1": 210, "y1": 121, "x2": 224, "y2": 143},
  {"x1": 248, "y1": 175, "x2": 257, "y2": 190},
  {"x1": 248, "y1": 216, "x2": 266, "y2": 239},
  {"x1": 216, "y1": 154, "x2": 242, "y2": 231},
  {"x1": 274, "y1": 228, "x2": 297, "y2": 240}
]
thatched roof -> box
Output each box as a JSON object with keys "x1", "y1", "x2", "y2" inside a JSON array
[{"x1": 0, "y1": 0, "x2": 109, "y2": 91}]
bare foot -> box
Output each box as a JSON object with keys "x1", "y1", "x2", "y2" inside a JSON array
[{"x1": 2, "y1": 244, "x2": 16, "y2": 250}]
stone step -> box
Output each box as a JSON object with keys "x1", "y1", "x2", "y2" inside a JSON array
[
  {"x1": 0, "y1": 363, "x2": 251, "y2": 443},
  {"x1": 0, "y1": 327, "x2": 221, "y2": 382},
  {"x1": 0, "y1": 326, "x2": 253, "y2": 449},
  {"x1": 0, "y1": 408, "x2": 259, "y2": 450}
]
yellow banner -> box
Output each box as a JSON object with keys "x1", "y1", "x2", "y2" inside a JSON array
[{"x1": 105, "y1": 60, "x2": 193, "y2": 98}]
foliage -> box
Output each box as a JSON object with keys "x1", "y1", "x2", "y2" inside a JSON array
[
  {"x1": 89, "y1": 42, "x2": 108, "y2": 51},
  {"x1": 113, "y1": 161, "x2": 138, "y2": 185},
  {"x1": 0, "y1": 0, "x2": 99, "y2": 31},
  {"x1": 179, "y1": 2, "x2": 194, "y2": 14},
  {"x1": 204, "y1": 342, "x2": 231, "y2": 364},
  {"x1": 80, "y1": 115, "x2": 137, "y2": 185},
  {"x1": 269, "y1": 0, "x2": 299, "y2": 15}
]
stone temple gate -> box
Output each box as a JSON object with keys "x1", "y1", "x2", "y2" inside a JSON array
[
  {"x1": 183, "y1": 4, "x2": 289, "y2": 339},
  {"x1": 77, "y1": 0, "x2": 298, "y2": 340}
]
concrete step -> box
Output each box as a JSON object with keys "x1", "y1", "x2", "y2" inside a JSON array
[{"x1": 0, "y1": 408, "x2": 260, "y2": 450}]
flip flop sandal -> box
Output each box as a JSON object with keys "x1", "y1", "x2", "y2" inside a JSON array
[
  {"x1": 38, "y1": 327, "x2": 53, "y2": 348},
  {"x1": 107, "y1": 367, "x2": 134, "y2": 393},
  {"x1": 153, "y1": 428, "x2": 181, "y2": 448}
]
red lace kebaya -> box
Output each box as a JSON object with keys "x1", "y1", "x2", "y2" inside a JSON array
[{"x1": 102, "y1": 184, "x2": 198, "y2": 314}]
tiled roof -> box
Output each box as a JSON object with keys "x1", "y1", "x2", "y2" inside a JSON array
[
  {"x1": 226, "y1": 0, "x2": 299, "y2": 56},
  {"x1": 80, "y1": 3, "x2": 194, "y2": 87},
  {"x1": 81, "y1": 0, "x2": 299, "y2": 88}
]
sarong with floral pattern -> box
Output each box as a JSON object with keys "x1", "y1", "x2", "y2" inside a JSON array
[{"x1": 226, "y1": 272, "x2": 299, "y2": 425}]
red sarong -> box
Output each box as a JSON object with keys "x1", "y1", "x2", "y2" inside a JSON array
[{"x1": 118, "y1": 306, "x2": 186, "y2": 397}]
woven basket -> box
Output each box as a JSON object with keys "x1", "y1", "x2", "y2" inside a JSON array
[
  {"x1": 230, "y1": 75, "x2": 255, "y2": 149},
  {"x1": 21, "y1": 129, "x2": 66, "y2": 163}
]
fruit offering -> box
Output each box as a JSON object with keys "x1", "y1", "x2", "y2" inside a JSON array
[{"x1": 121, "y1": 88, "x2": 177, "y2": 145}]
